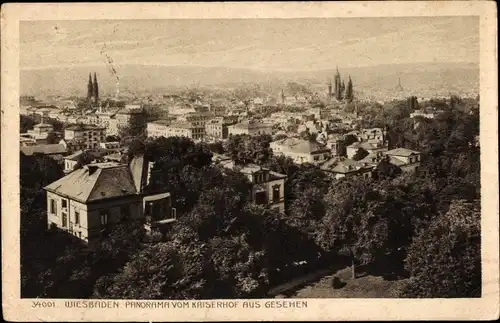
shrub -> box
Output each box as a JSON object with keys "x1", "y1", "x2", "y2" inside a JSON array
[{"x1": 331, "y1": 276, "x2": 346, "y2": 289}]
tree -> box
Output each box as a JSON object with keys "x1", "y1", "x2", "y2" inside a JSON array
[
  {"x1": 146, "y1": 136, "x2": 213, "y2": 168},
  {"x1": 209, "y1": 235, "x2": 269, "y2": 297},
  {"x1": 105, "y1": 135, "x2": 120, "y2": 142},
  {"x1": 178, "y1": 173, "x2": 252, "y2": 241},
  {"x1": 20, "y1": 153, "x2": 64, "y2": 238},
  {"x1": 95, "y1": 241, "x2": 214, "y2": 299},
  {"x1": 224, "y1": 134, "x2": 273, "y2": 165},
  {"x1": 123, "y1": 137, "x2": 146, "y2": 159},
  {"x1": 287, "y1": 186, "x2": 327, "y2": 243},
  {"x1": 352, "y1": 148, "x2": 369, "y2": 161},
  {"x1": 208, "y1": 141, "x2": 225, "y2": 154},
  {"x1": 320, "y1": 179, "x2": 413, "y2": 279},
  {"x1": 118, "y1": 122, "x2": 146, "y2": 142},
  {"x1": 299, "y1": 129, "x2": 316, "y2": 142},
  {"x1": 20, "y1": 115, "x2": 36, "y2": 133},
  {"x1": 400, "y1": 200, "x2": 481, "y2": 297},
  {"x1": 46, "y1": 118, "x2": 64, "y2": 132},
  {"x1": 45, "y1": 132, "x2": 59, "y2": 144},
  {"x1": 21, "y1": 226, "x2": 90, "y2": 298},
  {"x1": 75, "y1": 151, "x2": 95, "y2": 168},
  {"x1": 338, "y1": 134, "x2": 358, "y2": 157},
  {"x1": 374, "y1": 158, "x2": 402, "y2": 179},
  {"x1": 264, "y1": 155, "x2": 298, "y2": 177}
]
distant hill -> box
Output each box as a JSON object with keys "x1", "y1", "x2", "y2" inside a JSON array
[{"x1": 21, "y1": 62, "x2": 478, "y2": 99}]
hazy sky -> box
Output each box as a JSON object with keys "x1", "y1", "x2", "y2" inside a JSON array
[{"x1": 20, "y1": 17, "x2": 479, "y2": 71}]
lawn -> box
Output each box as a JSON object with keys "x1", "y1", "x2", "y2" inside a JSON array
[{"x1": 278, "y1": 266, "x2": 408, "y2": 298}]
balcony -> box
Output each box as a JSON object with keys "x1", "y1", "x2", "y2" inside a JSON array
[
  {"x1": 143, "y1": 192, "x2": 176, "y2": 231},
  {"x1": 144, "y1": 208, "x2": 177, "y2": 232}
]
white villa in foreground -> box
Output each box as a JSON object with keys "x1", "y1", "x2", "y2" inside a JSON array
[{"x1": 44, "y1": 156, "x2": 175, "y2": 246}]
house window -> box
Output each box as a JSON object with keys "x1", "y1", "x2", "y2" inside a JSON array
[
  {"x1": 272, "y1": 185, "x2": 281, "y2": 203},
  {"x1": 255, "y1": 191, "x2": 267, "y2": 205},
  {"x1": 100, "y1": 211, "x2": 108, "y2": 225},
  {"x1": 49, "y1": 199, "x2": 56, "y2": 215},
  {"x1": 61, "y1": 199, "x2": 67, "y2": 209},
  {"x1": 74, "y1": 211, "x2": 80, "y2": 225},
  {"x1": 120, "y1": 205, "x2": 130, "y2": 221},
  {"x1": 62, "y1": 213, "x2": 68, "y2": 227}
]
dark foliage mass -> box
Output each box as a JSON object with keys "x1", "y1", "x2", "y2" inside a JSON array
[{"x1": 20, "y1": 96, "x2": 480, "y2": 299}]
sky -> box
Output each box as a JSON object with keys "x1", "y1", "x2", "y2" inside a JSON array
[{"x1": 20, "y1": 17, "x2": 479, "y2": 71}]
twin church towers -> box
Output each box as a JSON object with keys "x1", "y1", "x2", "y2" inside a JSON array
[{"x1": 87, "y1": 72, "x2": 99, "y2": 106}]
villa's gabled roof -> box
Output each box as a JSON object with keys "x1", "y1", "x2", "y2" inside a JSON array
[{"x1": 44, "y1": 162, "x2": 139, "y2": 203}]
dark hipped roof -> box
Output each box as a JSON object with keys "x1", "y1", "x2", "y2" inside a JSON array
[{"x1": 44, "y1": 162, "x2": 138, "y2": 203}]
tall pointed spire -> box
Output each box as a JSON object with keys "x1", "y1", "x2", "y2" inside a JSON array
[
  {"x1": 87, "y1": 73, "x2": 93, "y2": 102},
  {"x1": 93, "y1": 72, "x2": 99, "y2": 104},
  {"x1": 327, "y1": 79, "x2": 332, "y2": 103},
  {"x1": 396, "y1": 76, "x2": 404, "y2": 91}
]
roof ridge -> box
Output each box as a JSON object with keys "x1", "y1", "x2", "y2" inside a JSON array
[{"x1": 84, "y1": 167, "x2": 104, "y2": 203}]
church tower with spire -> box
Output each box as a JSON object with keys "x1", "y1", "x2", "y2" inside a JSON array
[
  {"x1": 87, "y1": 73, "x2": 94, "y2": 104},
  {"x1": 327, "y1": 79, "x2": 332, "y2": 103},
  {"x1": 93, "y1": 72, "x2": 99, "y2": 105}
]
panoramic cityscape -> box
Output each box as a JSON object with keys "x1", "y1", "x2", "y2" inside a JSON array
[{"x1": 20, "y1": 17, "x2": 480, "y2": 300}]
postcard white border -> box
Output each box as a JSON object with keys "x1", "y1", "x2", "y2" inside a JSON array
[{"x1": 2, "y1": 1, "x2": 498, "y2": 321}]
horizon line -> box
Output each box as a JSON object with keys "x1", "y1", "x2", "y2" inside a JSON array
[{"x1": 20, "y1": 61, "x2": 480, "y2": 73}]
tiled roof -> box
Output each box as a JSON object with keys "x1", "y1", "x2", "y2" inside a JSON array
[
  {"x1": 240, "y1": 163, "x2": 267, "y2": 174},
  {"x1": 384, "y1": 148, "x2": 420, "y2": 157},
  {"x1": 149, "y1": 119, "x2": 173, "y2": 126},
  {"x1": 34, "y1": 123, "x2": 54, "y2": 129},
  {"x1": 65, "y1": 124, "x2": 105, "y2": 131},
  {"x1": 347, "y1": 141, "x2": 385, "y2": 150},
  {"x1": 272, "y1": 138, "x2": 330, "y2": 154},
  {"x1": 168, "y1": 121, "x2": 195, "y2": 129},
  {"x1": 269, "y1": 171, "x2": 287, "y2": 180},
  {"x1": 388, "y1": 156, "x2": 407, "y2": 166},
  {"x1": 357, "y1": 153, "x2": 384, "y2": 165},
  {"x1": 20, "y1": 144, "x2": 67, "y2": 156},
  {"x1": 104, "y1": 153, "x2": 123, "y2": 162},
  {"x1": 220, "y1": 161, "x2": 286, "y2": 179},
  {"x1": 321, "y1": 158, "x2": 373, "y2": 174},
  {"x1": 44, "y1": 162, "x2": 138, "y2": 203},
  {"x1": 232, "y1": 120, "x2": 272, "y2": 129},
  {"x1": 64, "y1": 150, "x2": 83, "y2": 161}
]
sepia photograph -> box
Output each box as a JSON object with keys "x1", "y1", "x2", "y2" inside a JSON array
[{"x1": 2, "y1": 2, "x2": 498, "y2": 321}]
